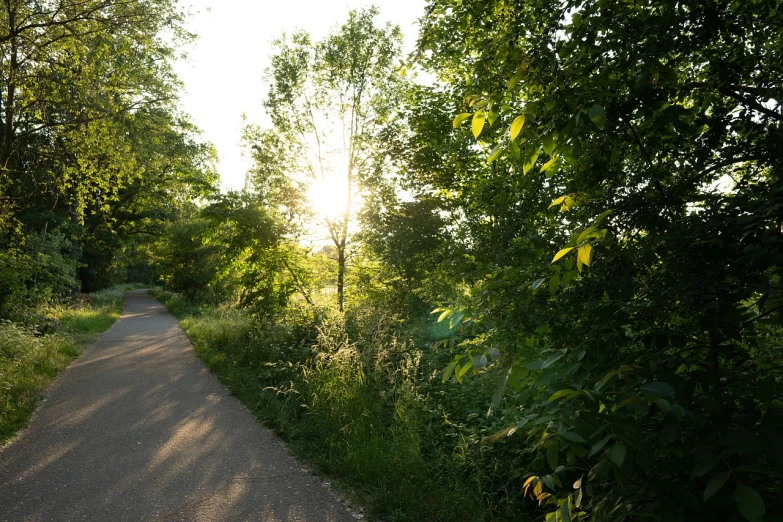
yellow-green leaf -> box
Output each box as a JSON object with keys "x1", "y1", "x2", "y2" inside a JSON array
[
  {"x1": 442, "y1": 360, "x2": 459, "y2": 383},
  {"x1": 549, "y1": 196, "x2": 567, "y2": 208},
  {"x1": 487, "y1": 107, "x2": 499, "y2": 125},
  {"x1": 472, "y1": 110, "x2": 486, "y2": 139},
  {"x1": 523, "y1": 148, "x2": 540, "y2": 174},
  {"x1": 552, "y1": 247, "x2": 574, "y2": 263},
  {"x1": 510, "y1": 115, "x2": 525, "y2": 140},
  {"x1": 577, "y1": 226, "x2": 596, "y2": 244},
  {"x1": 453, "y1": 113, "x2": 472, "y2": 128},
  {"x1": 540, "y1": 157, "x2": 558, "y2": 173},
  {"x1": 543, "y1": 133, "x2": 556, "y2": 156},
  {"x1": 578, "y1": 244, "x2": 593, "y2": 266},
  {"x1": 487, "y1": 144, "x2": 502, "y2": 163}
]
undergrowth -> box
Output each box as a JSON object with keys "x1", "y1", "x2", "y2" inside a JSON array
[
  {"x1": 151, "y1": 288, "x2": 535, "y2": 521},
  {"x1": 0, "y1": 284, "x2": 138, "y2": 444}
]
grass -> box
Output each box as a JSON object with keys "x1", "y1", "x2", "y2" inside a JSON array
[
  {"x1": 151, "y1": 288, "x2": 532, "y2": 521},
  {"x1": 0, "y1": 284, "x2": 138, "y2": 444}
]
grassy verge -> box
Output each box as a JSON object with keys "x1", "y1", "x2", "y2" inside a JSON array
[
  {"x1": 151, "y1": 288, "x2": 533, "y2": 521},
  {"x1": 0, "y1": 284, "x2": 140, "y2": 444}
]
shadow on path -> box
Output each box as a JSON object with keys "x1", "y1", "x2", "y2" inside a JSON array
[{"x1": 0, "y1": 290, "x2": 356, "y2": 521}]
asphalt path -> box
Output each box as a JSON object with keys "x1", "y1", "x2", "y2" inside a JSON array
[{"x1": 0, "y1": 290, "x2": 357, "y2": 521}]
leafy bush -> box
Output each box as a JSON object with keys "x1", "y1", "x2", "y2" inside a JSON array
[
  {"x1": 0, "y1": 230, "x2": 79, "y2": 321},
  {"x1": 158, "y1": 291, "x2": 531, "y2": 521}
]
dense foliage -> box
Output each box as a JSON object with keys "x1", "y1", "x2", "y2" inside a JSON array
[
  {"x1": 2, "y1": 2, "x2": 780, "y2": 521},
  {"x1": 411, "y1": 1, "x2": 783, "y2": 520},
  {"x1": 0, "y1": 0, "x2": 217, "y2": 318},
  {"x1": 172, "y1": 3, "x2": 779, "y2": 521}
]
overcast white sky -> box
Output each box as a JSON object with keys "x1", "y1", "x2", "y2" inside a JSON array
[{"x1": 173, "y1": 0, "x2": 428, "y2": 190}]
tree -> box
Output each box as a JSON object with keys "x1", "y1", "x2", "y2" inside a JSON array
[
  {"x1": 414, "y1": 1, "x2": 783, "y2": 520},
  {"x1": 263, "y1": 7, "x2": 404, "y2": 311},
  {"x1": 0, "y1": 0, "x2": 186, "y2": 222},
  {"x1": 0, "y1": 0, "x2": 216, "y2": 308}
]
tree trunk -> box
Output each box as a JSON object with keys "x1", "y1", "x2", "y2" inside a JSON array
[{"x1": 337, "y1": 242, "x2": 345, "y2": 312}]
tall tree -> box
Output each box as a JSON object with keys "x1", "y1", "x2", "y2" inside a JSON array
[
  {"x1": 264, "y1": 7, "x2": 403, "y2": 311},
  {"x1": 0, "y1": 0, "x2": 187, "y2": 232}
]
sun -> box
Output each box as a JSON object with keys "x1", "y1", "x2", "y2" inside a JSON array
[{"x1": 307, "y1": 172, "x2": 351, "y2": 221}]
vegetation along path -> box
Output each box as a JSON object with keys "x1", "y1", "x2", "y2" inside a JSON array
[{"x1": 0, "y1": 290, "x2": 356, "y2": 521}]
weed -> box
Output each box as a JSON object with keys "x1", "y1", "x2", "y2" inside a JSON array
[
  {"x1": 155, "y1": 290, "x2": 533, "y2": 521},
  {"x1": 0, "y1": 285, "x2": 130, "y2": 444}
]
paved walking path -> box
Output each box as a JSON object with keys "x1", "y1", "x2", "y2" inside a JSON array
[{"x1": 0, "y1": 290, "x2": 356, "y2": 521}]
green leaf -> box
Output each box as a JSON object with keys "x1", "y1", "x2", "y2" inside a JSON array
[
  {"x1": 542, "y1": 133, "x2": 556, "y2": 156},
  {"x1": 734, "y1": 485, "x2": 765, "y2": 522},
  {"x1": 509, "y1": 139, "x2": 521, "y2": 159},
  {"x1": 639, "y1": 381, "x2": 676, "y2": 399},
  {"x1": 510, "y1": 115, "x2": 526, "y2": 140},
  {"x1": 704, "y1": 472, "x2": 730, "y2": 503},
  {"x1": 570, "y1": 137, "x2": 582, "y2": 160},
  {"x1": 588, "y1": 104, "x2": 606, "y2": 130},
  {"x1": 590, "y1": 209, "x2": 614, "y2": 226},
  {"x1": 453, "y1": 113, "x2": 472, "y2": 128},
  {"x1": 559, "y1": 431, "x2": 586, "y2": 443},
  {"x1": 692, "y1": 455, "x2": 720, "y2": 479},
  {"x1": 549, "y1": 274, "x2": 560, "y2": 296},
  {"x1": 449, "y1": 312, "x2": 465, "y2": 329},
  {"x1": 552, "y1": 247, "x2": 575, "y2": 263},
  {"x1": 562, "y1": 270, "x2": 577, "y2": 286},
  {"x1": 541, "y1": 352, "x2": 565, "y2": 369},
  {"x1": 588, "y1": 435, "x2": 612, "y2": 457},
  {"x1": 547, "y1": 389, "x2": 577, "y2": 403},
  {"x1": 456, "y1": 358, "x2": 474, "y2": 383},
  {"x1": 560, "y1": 501, "x2": 572, "y2": 522},
  {"x1": 442, "y1": 360, "x2": 458, "y2": 383},
  {"x1": 490, "y1": 368, "x2": 510, "y2": 412},
  {"x1": 609, "y1": 442, "x2": 626, "y2": 467},
  {"x1": 547, "y1": 443, "x2": 559, "y2": 470},
  {"x1": 487, "y1": 107, "x2": 499, "y2": 125},
  {"x1": 507, "y1": 75, "x2": 520, "y2": 91},
  {"x1": 523, "y1": 148, "x2": 540, "y2": 174},
  {"x1": 487, "y1": 144, "x2": 503, "y2": 163},
  {"x1": 532, "y1": 277, "x2": 546, "y2": 290},
  {"x1": 472, "y1": 110, "x2": 486, "y2": 138}
]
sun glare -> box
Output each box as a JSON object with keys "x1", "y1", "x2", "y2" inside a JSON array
[{"x1": 307, "y1": 173, "x2": 351, "y2": 221}]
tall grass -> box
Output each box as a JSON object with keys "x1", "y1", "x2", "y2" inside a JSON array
[
  {"x1": 153, "y1": 289, "x2": 530, "y2": 521},
  {"x1": 0, "y1": 285, "x2": 133, "y2": 444},
  {"x1": 0, "y1": 323, "x2": 80, "y2": 442}
]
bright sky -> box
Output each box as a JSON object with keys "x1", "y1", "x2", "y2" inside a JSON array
[{"x1": 173, "y1": 0, "x2": 428, "y2": 191}]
